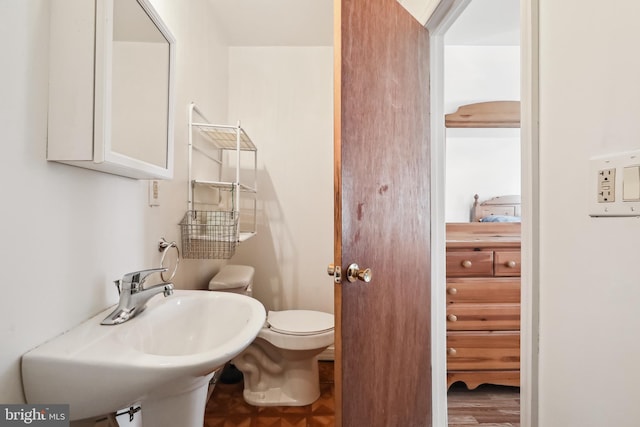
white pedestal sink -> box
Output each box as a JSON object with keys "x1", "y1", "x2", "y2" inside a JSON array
[{"x1": 22, "y1": 290, "x2": 266, "y2": 426}]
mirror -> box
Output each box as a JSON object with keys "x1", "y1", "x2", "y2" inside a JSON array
[
  {"x1": 110, "y1": 0, "x2": 170, "y2": 169},
  {"x1": 47, "y1": 0, "x2": 175, "y2": 179}
]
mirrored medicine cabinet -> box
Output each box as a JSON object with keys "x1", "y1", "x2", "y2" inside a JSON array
[{"x1": 47, "y1": 0, "x2": 176, "y2": 179}]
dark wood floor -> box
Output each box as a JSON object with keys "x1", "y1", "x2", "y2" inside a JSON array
[
  {"x1": 204, "y1": 362, "x2": 519, "y2": 426},
  {"x1": 448, "y1": 382, "x2": 520, "y2": 427}
]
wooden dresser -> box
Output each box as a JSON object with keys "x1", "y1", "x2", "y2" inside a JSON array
[{"x1": 445, "y1": 222, "x2": 521, "y2": 390}]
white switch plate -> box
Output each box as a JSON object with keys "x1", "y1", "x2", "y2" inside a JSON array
[
  {"x1": 148, "y1": 180, "x2": 161, "y2": 207},
  {"x1": 589, "y1": 150, "x2": 640, "y2": 217}
]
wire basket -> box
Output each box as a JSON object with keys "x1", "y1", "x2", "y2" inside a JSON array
[{"x1": 180, "y1": 210, "x2": 239, "y2": 259}]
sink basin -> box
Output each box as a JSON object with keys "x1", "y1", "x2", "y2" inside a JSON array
[{"x1": 22, "y1": 290, "x2": 266, "y2": 426}]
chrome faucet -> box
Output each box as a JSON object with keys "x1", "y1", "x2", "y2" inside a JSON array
[{"x1": 101, "y1": 267, "x2": 174, "y2": 325}]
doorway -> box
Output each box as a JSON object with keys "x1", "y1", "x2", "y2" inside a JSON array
[
  {"x1": 444, "y1": 1, "x2": 522, "y2": 423},
  {"x1": 427, "y1": 0, "x2": 538, "y2": 426}
]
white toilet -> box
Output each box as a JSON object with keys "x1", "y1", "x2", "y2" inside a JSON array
[{"x1": 209, "y1": 265, "x2": 334, "y2": 407}]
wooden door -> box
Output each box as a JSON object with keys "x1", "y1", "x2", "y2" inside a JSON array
[{"x1": 333, "y1": 0, "x2": 432, "y2": 426}]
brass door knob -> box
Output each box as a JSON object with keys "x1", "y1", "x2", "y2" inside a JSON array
[{"x1": 346, "y1": 263, "x2": 372, "y2": 283}]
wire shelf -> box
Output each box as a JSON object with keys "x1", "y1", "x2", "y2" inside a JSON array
[
  {"x1": 180, "y1": 210, "x2": 239, "y2": 259},
  {"x1": 192, "y1": 123, "x2": 257, "y2": 151}
]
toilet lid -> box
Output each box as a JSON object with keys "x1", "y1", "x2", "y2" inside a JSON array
[{"x1": 267, "y1": 310, "x2": 334, "y2": 336}]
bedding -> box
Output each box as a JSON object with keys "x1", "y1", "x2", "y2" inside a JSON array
[{"x1": 479, "y1": 215, "x2": 521, "y2": 223}]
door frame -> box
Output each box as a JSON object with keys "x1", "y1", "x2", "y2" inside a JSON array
[{"x1": 425, "y1": 1, "x2": 539, "y2": 426}]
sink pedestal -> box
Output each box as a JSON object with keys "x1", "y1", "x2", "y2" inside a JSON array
[{"x1": 142, "y1": 373, "x2": 214, "y2": 427}]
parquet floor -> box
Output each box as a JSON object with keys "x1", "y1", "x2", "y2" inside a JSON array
[
  {"x1": 204, "y1": 362, "x2": 335, "y2": 427},
  {"x1": 204, "y1": 362, "x2": 520, "y2": 427}
]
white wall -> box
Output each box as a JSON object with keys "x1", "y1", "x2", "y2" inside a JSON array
[
  {"x1": 0, "y1": 0, "x2": 229, "y2": 404},
  {"x1": 227, "y1": 47, "x2": 334, "y2": 313},
  {"x1": 444, "y1": 46, "x2": 520, "y2": 221},
  {"x1": 445, "y1": 129, "x2": 521, "y2": 222},
  {"x1": 444, "y1": 46, "x2": 520, "y2": 114},
  {"x1": 538, "y1": 1, "x2": 640, "y2": 426}
]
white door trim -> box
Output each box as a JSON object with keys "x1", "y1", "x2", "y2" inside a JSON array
[
  {"x1": 426, "y1": 4, "x2": 471, "y2": 425},
  {"x1": 426, "y1": 1, "x2": 539, "y2": 426},
  {"x1": 518, "y1": 1, "x2": 540, "y2": 425}
]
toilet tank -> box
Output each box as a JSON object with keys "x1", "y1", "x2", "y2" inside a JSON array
[{"x1": 209, "y1": 265, "x2": 254, "y2": 296}]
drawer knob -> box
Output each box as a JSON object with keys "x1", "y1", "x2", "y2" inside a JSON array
[
  {"x1": 506, "y1": 260, "x2": 517, "y2": 268},
  {"x1": 447, "y1": 348, "x2": 457, "y2": 356},
  {"x1": 461, "y1": 260, "x2": 472, "y2": 268},
  {"x1": 447, "y1": 287, "x2": 458, "y2": 295},
  {"x1": 447, "y1": 314, "x2": 457, "y2": 322}
]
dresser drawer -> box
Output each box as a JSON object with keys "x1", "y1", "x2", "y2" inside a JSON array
[
  {"x1": 446, "y1": 303, "x2": 520, "y2": 331},
  {"x1": 447, "y1": 278, "x2": 520, "y2": 304},
  {"x1": 447, "y1": 331, "x2": 520, "y2": 371},
  {"x1": 494, "y1": 251, "x2": 521, "y2": 276},
  {"x1": 446, "y1": 251, "x2": 493, "y2": 277}
]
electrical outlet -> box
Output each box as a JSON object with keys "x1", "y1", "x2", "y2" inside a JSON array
[
  {"x1": 148, "y1": 180, "x2": 161, "y2": 207},
  {"x1": 597, "y1": 168, "x2": 615, "y2": 203},
  {"x1": 589, "y1": 150, "x2": 640, "y2": 217}
]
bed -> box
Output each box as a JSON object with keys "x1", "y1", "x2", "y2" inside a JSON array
[{"x1": 471, "y1": 194, "x2": 521, "y2": 223}]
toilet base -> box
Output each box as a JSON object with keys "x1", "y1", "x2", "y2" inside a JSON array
[
  {"x1": 232, "y1": 338, "x2": 326, "y2": 407},
  {"x1": 243, "y1": 384, "x2": 320, "y2": 407}
]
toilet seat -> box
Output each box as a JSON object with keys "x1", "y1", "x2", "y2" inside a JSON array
[{"x1": 267, "y1": 310, "x2": 334, "y2": 336}]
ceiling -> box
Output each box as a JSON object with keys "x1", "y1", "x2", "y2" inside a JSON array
[
  {"x1": 207, "y1": 0, "x2": 518, "y2": 47},
  {"x1": 445, "y1": 0, "x2": 520, "y2": 46}
]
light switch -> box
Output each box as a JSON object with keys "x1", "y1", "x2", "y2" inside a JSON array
[
  {"x1": 623, "y1": 166, "x2": 640, "y2": 201},
  {"x1": 148, "y1": 180, "x2": 161, "y2": 207}
]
